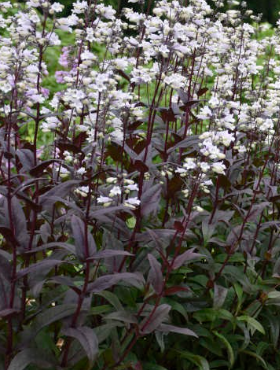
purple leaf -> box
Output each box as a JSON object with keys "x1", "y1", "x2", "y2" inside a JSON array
[
  {"x1": 16, "y1": 149, "x2": 34, "y2": 170},
  {"x1": 62, "y1": 326, "x2": 98, "y2": 365},
  {"x1": 167, "y1": 136, "x2": 199, "y2": 154},
  {"x1": 23, "y1": 304, "x2": 78, "y2": 340},
  {"x1": 172, "y1": 248, "x2": 204, "y2": 270},
  {"x1": 7, "y1": 348, "x2": 55, "y2": 370},
  {"x1": 104, "y1": 310, "x2": 138, "y2": 324},
  {"x1": 147, "y1": 254, "x2": 163, "y2": 295},
  {"x1": 29, "y1": 159, "x2": 60, "y2": 177},
  {"x1": 86, "y1": 250, "x2": 133, "y2": 260},
  {"x1": 247, "y1": 202, "x2": 270, "y2": 222},
  {"x1": 23, "y1": 242, "x2": 75, "y2": 255},
  {"x1": 141, "y1": 184, "x2": 162, "y2": 217},
  {"x1": 90, "y1": 205, "x2": 134, "y2": 219},
  {"x1": 197, "y1": 87, "x2": 208, "y2": 96},
  {"x1": 16, "y1": 260, "x2": 68, "y2": 279},
  {"x1": 0, "y1": 308, "x2": 20, "y2": 319},
  {"x1": 48, "y1": 276, "x2": 82, "y2": 294},
  {"x1": 87, "y1": 272, "x2": 144, "y2": 293},
  {"x1": 4, "y1": 197, "x2": 28, "y2": 248},
  {"x1": 140, "y1": 304, "x2": 171, "y2": 334},
  {"x1": 157, "y1": 324, "x2": 198, "y2": 338},
  {"x1": 71, "y1": 215, "x2": 96, "y2": 260},
  {"x1": 39, "y1": 180, "x2": 80, "y2": 207}
]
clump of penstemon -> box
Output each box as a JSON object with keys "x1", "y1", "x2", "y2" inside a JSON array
[{"x1": 1, "y1": 0, "x2": 280, "y2": 369}]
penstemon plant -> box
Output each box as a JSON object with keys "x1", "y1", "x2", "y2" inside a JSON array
[{"x1": 1, "y1": 0, "x2": 280, "y2": 369}]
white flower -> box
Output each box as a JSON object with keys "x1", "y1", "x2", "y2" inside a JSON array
[
  {"x1": 73, "y1": 1, "x2": 88, "y2": 14},
  {"x1": 217, "y1": 131, "x2": 235, "y2": 146},
  {"x1": 97, "y1": 196, "x2": 112, "y2": 204},
  {"x1": 124, "y1": 197, "x2": 141, "y2": 207},
  {"x1": 0, "y1": 83, "x2": 12, "y2": 93},
  {"x1": 77, "y1": 167, "x2": 86, "y2": 175},
  {"x1": 197, "y1": 106, "x2": 212, "y2": 120},
  {"x1": 81, "y1": 50, "x2": 96, "y2": 61},
  {"x1": 86, "y1": 28, "x2": 95, "y2": 42},
  {"x1": 199, "y1": 162, "x2": 210, "y2": 173},
  {"x1": 109, "y1": 186, "x2": 122, "y2": 197},
  {"x1": 164, "y1": 74, "x2": 186, "y2": 89},
  {"x1": 212, "y1": 162, "x2": 226, "y2": 175},
  {"x1": 106, "y1": 177, "x2": 117, "y2": 184},
  {"x1": 158, "y1": 45, "x2": 169, "y2": 58},
  {"x1": 131, "y1": 67, "x2": 152, "y2": 85},
  {"x1": 259, "y1": 118, "x2": 274, "y2": 132},
  {"x1": 75, "y1": 186, "x2": 89, "y2": 197},
  {"x1": 175, "y1": 167, "x2": 188, "y2": 175},
  {"x1": 50, "y1": 3, "x2": 64, "y2": 13},
  {"x1": 41, "y1": 117, "x2": 59, "y2": 132},
  {"x1": 96, "y1": 4, "x2": 116, "y2": 20},
  {"x1": 183, "y1": 158, "x2": 196, "y2": 170},
  {"x1": 124, "y1": 184, "x2": 139, "y2": 191},
  {"x1": 48, "y1": 32, "x2": 61, "y2": 46},
  {"x1": 0, "y1": 2, "x2": 12, "y2": 9},
  {"x1": 27, "y1": 0, "x2": 40, "y2": 8}
]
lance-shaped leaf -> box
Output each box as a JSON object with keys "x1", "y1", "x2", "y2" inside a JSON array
[
  {"x1": 21, "y1": 304, "x2": 79, "y2": 343},
  {"x1": 86, "y1": 250, "x2": 133, "y2": 261},
  {"x1": 213, "y1": 331, "x2": 235, "y2": 368},
  {"x1": 87, "y1": 272, "x2": 145, "y2": 293},
  {"x1": 147, "y1": 254, "x2": 164, "y2": 294},
  {"x1": 16, "y1": 149, "x2": 34, "y2": 170},
  {"x1": 141, "y1": 184, "x2": 162, "y2": 217},
  {"x1": 62, "y1": 326, "x2": 98, "y2": 366},
  {"x1": 0, "y1": 308, "x2": 20, "y2": 319},
  {"x1": 4, "y1": 197, "x2": 28, "y2": 248},
  {"x1": 16, "y1": 259, "x2": 68, "y2": 279},
  {"x1": 237, "y1": 315, "x2": 265, "y2": 334},
  {"x1": 39, "y1": 180, "x2": 80, "y2": 207},
  {"x1": 177, "y1": 351, "x2": 209, "y2": 370},
  {"x1": 7, "y1": 348, "x2": 55, "y2": 370},
  {"x1": 172, "y1": 248, "x2": 204, "y2": 269},
  {"x1": 247, "y1": 202, "x2": 270, "y2": 222},
  {"x1": 140, "y1": 304, "x2": 171, "y2": 334},
  {"x1": 104, "y1": 310, "x2": 138, "y2": 324},
  {"x1": 157, "y1": 324, "x2": 198, "y2": 338},
  {"x1": 29, "y1": 159, "x2": 60, "y2": 177},
  {"x1": 71, "y1": 215, "x2": 96, "y2": 260},
  {"x1": 23, "y1": 242, "x2": 75, "y2": 255}
]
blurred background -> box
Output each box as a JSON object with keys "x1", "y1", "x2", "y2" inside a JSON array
[
  {"x1": 247, "y1": 0, "x2": 280, "y2": 24},
  {"x1": 62, "y1": 0, "x2": 280, "y2": 25},
  {"x1": 14, "y1": 0, "x2": 280, "y2": 25}
]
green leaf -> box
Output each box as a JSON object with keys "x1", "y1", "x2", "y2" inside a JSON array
[
  {"x1": 89, "y1": 305, "x2": 112, "y2": 315},
  {"x1": 96, "y1": 291, "x2": 123, "y2": 311},
  {"x1": 178, "y1": 350, "x2": 210, "y2": 370},
  {"x1": 234, "y1": 283, "x2": 243, "y2": 313},
  {"x1": 267, "y1": 314, "x2": 280, "y2": 348},
  {"x1": 143, "y1": 363, "x2": 168, "y2": 370},
  {"x1": 213, "y1": 331, "x2": 235, "y2": 367},
  {"x1": 126, "y1": 216, "x2": 136, "y2": 229},
  {"x1": 194, "y1": 308, "x2": 233, "y2": 323},
  {"x1": 239, "y1": 350, "x2": 268, "y2": 369},
  {"x1": 237, "y1": 315, "x2": 265, "y2": 334},
  {"x1": 267, "y1": 291, "x2": 280, "y2": 300}
]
